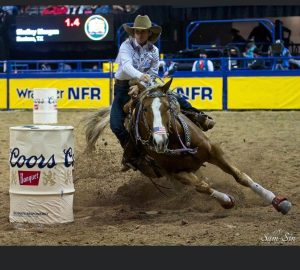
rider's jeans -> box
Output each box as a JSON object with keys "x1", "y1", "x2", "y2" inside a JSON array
[
  {"x1": 175, "y1": 95, "x2": 193, "y2": 110},
  {"x1": 110, "y1": 81, "x2": 131, "y2": 146}
]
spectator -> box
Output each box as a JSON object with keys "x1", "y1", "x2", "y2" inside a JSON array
[
  {"x1": 58, "y1": 63, "x2": 72, "y2": 71},
  {"x1": 42, "y1": 5, "x2": 68, "y2": 15},
  {"x1": 66, "y1": 5, "x2": 78, "y2": 14},
  {"x1": 226, "y1": 46, "x2": 242, "y2": 70},
  {"x1": 231, "y1": 28, "x2": 246, "y2": 43},
  {"x1": 124, "y1": 5, "x2": 139, "y2": 14},
  {"x1": 77, "y1": 5, "x2": 91, "y2": 14},
  {"x1": 111, "y1": 5, "x2": 124, "y2": 13},
  {"x1": 243, "y1": 41, "x2": 257, "y2": 58},
  {"x1": 1, "y1": 6, "x2": 19, "y2": 15},
  {"x1": 41, "y1": 62, "x2": 51, "y2": 71},
  {"x1": 161, "y1": 60, "x2": 178, "y2": 77},
  {"x1": 248, "y1": 23, "x2": 272, "y2": 51},
  {"x1": 269, "y1": 39, "x2": 291, "y2": 70},
  {"x1": 249, "y1": 48, "x2": 266, "y2": 70},
  {"x1": 274, "y1": 19, "x2": 291, "y2": 48},
  {"x1": 192, "y1": 49, "x2": 214, "y2": 72},
  {"x1": 95, "y1": 5, "x2": 111, "y2": 14},
  {"x1": 230, "y1": 28, "x2": 246, "y2": 52}
]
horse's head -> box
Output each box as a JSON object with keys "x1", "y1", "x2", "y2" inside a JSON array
[{"x1": 136, "y1": 78, "x2": 177, "y2": 153}]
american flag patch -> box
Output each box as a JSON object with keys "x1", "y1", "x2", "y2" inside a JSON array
[{"x1": 153, "y1": 126, "x2": 166, "y2": 135}]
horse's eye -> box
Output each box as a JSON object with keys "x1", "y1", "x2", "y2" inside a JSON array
[{"x1": 143, "y1": 108, "x2": 148, "y2": 112}]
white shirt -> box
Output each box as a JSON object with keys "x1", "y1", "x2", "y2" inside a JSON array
[
  {"x1": 114, "y1": 37, "x2": 160, "y2": 81},
  {"x1": 192, "y1": 59, "x2": 214, "y2": 72}
]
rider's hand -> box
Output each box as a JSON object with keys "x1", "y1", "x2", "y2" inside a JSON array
[
  {"x1": 139, "y1": 73, "x2": 151, "y2": 82},
  {"x1": 163, "y1": 71, "x2": 169, "y2": 78},
  {"x1": 128, "y1": 85, "x2": 139, "y2": 98}
]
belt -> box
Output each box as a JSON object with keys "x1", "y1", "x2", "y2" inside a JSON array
[{"x1": 115, "y1": 79, "x2": 130, "y2": 86}]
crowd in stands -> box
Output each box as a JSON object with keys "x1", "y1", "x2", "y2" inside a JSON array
[
  {"x1": 0, "y1": 5, "x2": 140, "y2": 16},
  {"x1": 0, "y1": 5, "x2": 299, "y2": 73}
]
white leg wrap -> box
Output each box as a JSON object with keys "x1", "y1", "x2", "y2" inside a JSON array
[
  {"x1": 211, "y1": 190, "x2": 231, "y2": 203},
  {"x1": 249, "y1": 182, "x2": 275, "y2": 204}
]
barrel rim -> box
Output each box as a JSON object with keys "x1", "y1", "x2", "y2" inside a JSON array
[{"x1": 10, "y1": 125, "x2": 74, "y2": 131}]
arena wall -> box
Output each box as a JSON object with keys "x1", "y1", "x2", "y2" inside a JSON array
[{"x1": 2, "y1": 69, "x2": 300, "y2": 110}]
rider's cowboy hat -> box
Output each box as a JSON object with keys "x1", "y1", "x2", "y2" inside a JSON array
[{"x1": 122, "y1": 15, "x2": 162, "y2": 43}]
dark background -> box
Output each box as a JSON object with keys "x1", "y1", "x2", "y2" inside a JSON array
[{"x1": 1, "y1": 5, "x2": 300, "y2": 60}]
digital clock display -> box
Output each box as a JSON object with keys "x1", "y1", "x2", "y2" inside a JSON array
[{"x1": 15, "y1": 15, "x2": 114, "y2": 43}]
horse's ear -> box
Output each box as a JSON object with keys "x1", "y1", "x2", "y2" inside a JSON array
[{"x1": 161, "y1": 78, "x2": 173, "y2": 93}]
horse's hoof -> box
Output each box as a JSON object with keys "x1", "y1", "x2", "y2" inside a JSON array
[
  {"x1": 221, "y1": 195, "x2": 235, "y2": 209},
  {"x1": 272, "y1": 196, "x2": 292, "y2": 215},
  {"x1": 277, "y1": 200, "x2": 292, "y2": 215}
]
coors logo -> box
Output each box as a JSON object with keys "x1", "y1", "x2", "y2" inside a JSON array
[
  {"x1": 18, "y1": 171, "x2": 41, "y2": 185},
  {"x1": 9, "y1": 147, "x2": 74, "y2": 169}
]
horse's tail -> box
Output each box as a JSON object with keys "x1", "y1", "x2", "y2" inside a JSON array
[{"x1": 82, "y1": 107, "x2": 111, "y2": 152}]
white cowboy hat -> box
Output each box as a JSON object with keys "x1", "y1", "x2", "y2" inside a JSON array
[{"x1": 123, "y1": 15, "x2": 162, "y2": 43}]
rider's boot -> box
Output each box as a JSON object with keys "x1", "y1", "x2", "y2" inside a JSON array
[
  {"x1": 120, "y1": 139, "x2": 140, "y2": 172},
  {"x1": 182, "y1": 107, "x2": 215, "y2": 131}
]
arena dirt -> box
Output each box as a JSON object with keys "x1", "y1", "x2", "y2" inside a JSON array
[{"x1": 0, "y1": 110, "x2": 299, "y2": 245}]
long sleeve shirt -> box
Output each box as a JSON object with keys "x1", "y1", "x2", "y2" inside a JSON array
[{"x1": 114, "y1": 37, "x2": 159, "y2": 81}]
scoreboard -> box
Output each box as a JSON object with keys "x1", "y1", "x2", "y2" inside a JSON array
[{"x1": 15, "y1": 15, "x2": 114, "y2": 42}]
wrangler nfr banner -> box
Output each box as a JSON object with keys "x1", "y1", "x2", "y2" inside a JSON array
[
  {"x1": 0, "y1": 79, "x2": 7, "y2": 109},
  {"x1": 171, "y1": 77, "x2": 223, "y2": 110},
  {"x1": 9, "y1": 78, "x2": 110, "y2": 109}
]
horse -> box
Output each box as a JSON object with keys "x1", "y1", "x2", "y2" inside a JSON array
[{"x1": 83, "y1": 78, "x2": 292, "y2": 215}]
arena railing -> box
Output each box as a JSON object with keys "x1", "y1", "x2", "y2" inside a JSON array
[
  {"x1": 6, "y1": 59, "x2": 111, "y2": 74},
  {"x1": 3, "y1": 57, "x2": 300, "y2": 77},
  {"x1": 1, "y1": 57, "x2": 300, "y2": 111}
]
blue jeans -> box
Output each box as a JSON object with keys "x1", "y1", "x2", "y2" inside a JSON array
[
  {"x1": 175, "y1": 94, "x2": 193, "y2": 110},
  {"x1": 110, "y1": 82, "x2": 131, "y2": 146}
]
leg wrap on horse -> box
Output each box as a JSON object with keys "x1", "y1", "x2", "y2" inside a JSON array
[{"x1": 181, "y1": 108, "x2": 216, "y2": 131}]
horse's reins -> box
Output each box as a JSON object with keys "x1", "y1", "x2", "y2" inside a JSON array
[{"x1": 132, "y1": 87, "x2": 198, "y2": 155}]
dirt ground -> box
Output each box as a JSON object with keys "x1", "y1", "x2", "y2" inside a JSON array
[{"x1": 0, "y1": 109, "x2": 299, "y2": 246}]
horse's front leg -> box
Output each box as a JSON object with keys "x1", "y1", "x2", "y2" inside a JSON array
[
  {"x1": 171, "y1": 172, "x2": 235, "y2": 209},
  {"x1": 208, "y1": 143, "x2": 292, "y2": 215}
]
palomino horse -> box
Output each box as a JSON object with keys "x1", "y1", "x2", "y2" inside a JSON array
[{"x1": 84, "y1": 78, "x2": 292, "y2": 215}]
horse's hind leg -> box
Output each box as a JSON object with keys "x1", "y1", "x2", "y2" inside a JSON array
[
  {"x1": 171, "y1": 172, "x2": 235, "y2": 209},
  {"x1": 208, "y1": 143, "x2": 292, "y2": 215}
]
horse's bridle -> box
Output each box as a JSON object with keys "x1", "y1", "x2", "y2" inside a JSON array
[{"x1": 132, "y1": 88, "x2": 198, "y2": 155}]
